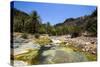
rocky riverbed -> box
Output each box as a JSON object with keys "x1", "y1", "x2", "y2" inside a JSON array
[{"x1": 11, "y1": 33, "x2": 97, "y2": 67}]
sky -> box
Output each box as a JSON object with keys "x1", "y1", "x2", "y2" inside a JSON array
[{"x1": 12, "y1": 1, "x2": 96, "y2": 25}]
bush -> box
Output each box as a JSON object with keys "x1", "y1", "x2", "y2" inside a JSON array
[
  {"x1": 35, "y1": 36, "x2": 52, "y2": 45},
  {"x1": 21, "y1": 33, "x2": 28, "y2": 39},
  {"x1": 71, "y1": 32, "x2": 79, "y2": 38},
  {"x1": 34, "y1": 34, "x2": 40, "y2": 39}
]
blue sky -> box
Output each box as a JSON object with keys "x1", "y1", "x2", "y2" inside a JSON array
[{"x1": 12, "y1": 1, "x2": 96, "y2": 25}]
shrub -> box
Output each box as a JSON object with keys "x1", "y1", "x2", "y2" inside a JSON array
[
  {"x1": 71, "y1": 32, "x2": 79, "y2": 38},
  {"x1": 34, "y1": 34, "x2": 40, "y2": 39},
  {"x1": 35, "y1": 36, "x2": 52, "y2": 45}
]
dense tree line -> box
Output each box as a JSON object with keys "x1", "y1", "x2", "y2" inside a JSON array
[{"x1": 12, "y1": 8, "x2": 97, "y2": 36}]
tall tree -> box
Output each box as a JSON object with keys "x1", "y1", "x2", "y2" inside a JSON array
[
  {"x1": 30, "y1": 11, "x2": 41, "y2": 33},
  {"x1": 46, "y1": 22, "x2": 52, "y2": 34},
  {"x1": 24, "y1": 11, "x2": 41, "y2": 33}
]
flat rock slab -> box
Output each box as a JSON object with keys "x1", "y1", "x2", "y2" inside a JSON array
[
  {"x1": 14, "y1": 42, "x2": 40, "y2": 55},
  {"x1": 14, "y1": 61, "x2": 28, "y2": 67}
]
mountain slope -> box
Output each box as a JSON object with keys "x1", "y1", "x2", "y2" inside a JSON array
[{"x1": 55, "y1": 9, "x2": 97, "y2": 36}]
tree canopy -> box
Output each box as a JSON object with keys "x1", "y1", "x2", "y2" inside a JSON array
[{"x1": 12, "y1": 8, "x2": 97, "y2": 36}]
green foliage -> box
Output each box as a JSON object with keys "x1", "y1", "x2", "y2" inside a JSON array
[
  {"x1": 13, "y1": 8, "x2": 29, "y2": 32},
  {"x1": 50, "y1": 27, "x2": 57, "y2": 35},
  {"x1": 67, "y1": 26, "x2": 81, "y2": 33},
  {"x1": 34, "y1": 34, "x2": 40, "y2": 39},
  {"x1": 91, "y1": 9, "x2": 97, "y2": 17},
  {"x1": 35, "y1": 36, "x2": 52, "y2": 45},
  {"x1": 12, "y1": 8, "x2": 97, "y2": 37},
  {"x1": 23, "y1": 11, "x2": 41, "y2": 34},
  {"x1": 46, "y1": 22, "x2": 52, "y2": 35},
  {"x1": 13, "y1": 8, "x2": 41, "y2": 34},
  {"x1": 86, "y1": 18, "x2": 97, "y2": 36},
  {"x1": 29, "y1": 11, "x2": 41, "y2": 33},
  {"x1": 38, "y1": 24, "x2": 46, "y2": 34},
  {"x1": 53, "y1": 26, "x2": 81, "y2": 36}
]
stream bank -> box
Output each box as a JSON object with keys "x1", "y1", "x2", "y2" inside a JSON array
[{"x1": 12, "y1": 33, "x2": 97, "y2": 66}]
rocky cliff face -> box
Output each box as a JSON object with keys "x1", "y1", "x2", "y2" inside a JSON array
[
  {"x1": 55, "y1": 13, "x2": 96, "y2": 27},
  {"x1": 54, "y1": 9, "x2": 97, "y2": 36}
]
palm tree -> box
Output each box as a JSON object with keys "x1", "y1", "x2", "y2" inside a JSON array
[
  {"x1": 25, "y1": 11, "x2": 41, "y2": 34},
  {"x1": 30, "y1": 11, "x2": 41, "y2": 33}
]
